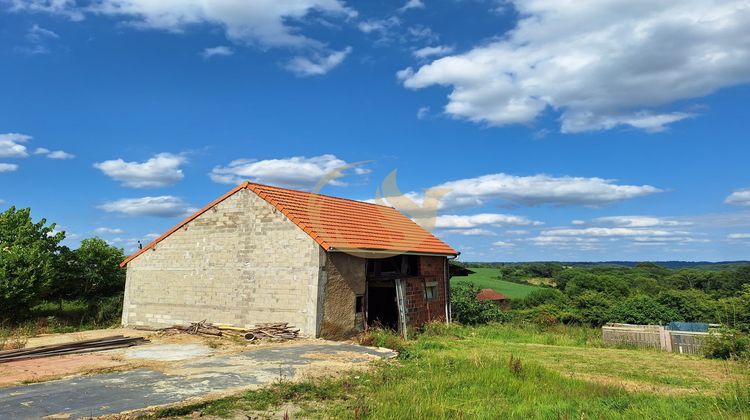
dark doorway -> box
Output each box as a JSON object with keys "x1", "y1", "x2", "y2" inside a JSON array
[{"x1": 367, "y1": 284, "x2": 398, "y2": 330}]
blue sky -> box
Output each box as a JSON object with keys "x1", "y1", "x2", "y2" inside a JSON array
[{"x1": 1, "y1": 0, "x2": 750, "y2": 261}]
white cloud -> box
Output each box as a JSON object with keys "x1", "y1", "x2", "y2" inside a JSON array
[
  {"x1": 358, "y1": 17, "x2": 400, "y2": 34},
  {"x1": 9, "y1": 0, "x2": 356, "y2": 75},
  {"x1": 16, "y1": 24, "x2": 60, "y2": 55},
  {"x1": 728, "y1": 233, "x2": 750, "y2": 240},
  {"x1": 11, "y1": 0, "x2": 356, "y2": 48},
  {"x1": 413, "y1": 45, "x2": 453, "y2": 59},
  {"x1": 506, "y1": 229, "x2": 528, "y2": 235},
  {"x1": 0, "y1": 133, "x2": 31, "y2": 158},
  {"x1": 0, "y1": 163, "x2": 18, "y2": 172},
  {"x1": 210, "y1": 154, "x2": 365, "y2": 190},
  {"x1": 286, "y1": 46, "x2": 352, "y2": 76},
  {"x1": 200, "y1": 45, "x2": 233, "y2": 59},
  {"x1": 427, "y1": 173, "x2": 662, "y2": 209},
  {"x1": 94, "y1": 152, "x2": 186, "y2": 188},
  {"x1": 399, "y1": 0, "x2": 750, "y2": 132},
  {"x1": 98, "y1": 196, "x2": 195, "y2": 217},
  {"x1": 436, "y1": 213, "x2": 542, "y2": 229},
  {"x1": 492, "y1": 240, "x2": 515, "y2": 248},
  {"x1": 571, "y1": 219, "x2": 585, "y2": 225},
  {"x1": 94, "y1": 227, "x2": 124, "y2": 234},
  {"x1": 416, "y1": 106, "x2": 430, "y2": 119},
  {"x1": 590, "y1": 215, "x2": 691, "y2": 228},
  {"x1": 398, "y1": 0, "x2": 424, "y2": 13},
  {"x1": 443, "y1": 228, "x2": 496, "y2": 236},
  {"x1": 6, "y1": 0, "x2": 84, "y2": 21},
  {"x1": 46, "y1": 150, "x2": 75, "y2": 159},
  {"x1": 32, "y1": 147, "x2": 75, "y2": 159},
  {"x1": 725, "y1": 189, "x2": 750, "y2": 206},
  {"x1": 541, "y1": 227, "x2": 688, "y2": 238}
]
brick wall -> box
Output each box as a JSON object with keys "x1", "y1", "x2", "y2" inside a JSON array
[
  {"x1": 402, "y1": 255, "x2": 448, "y2": 327},
  {"x1": 122, "y1": 189, "x2": 325, "y2": 336}
]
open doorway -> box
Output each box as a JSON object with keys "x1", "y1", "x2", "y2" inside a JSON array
[{"x1": 367, "y1": 282, "x2": 398, "y2": 329}]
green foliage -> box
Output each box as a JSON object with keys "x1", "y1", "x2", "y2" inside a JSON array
[
  {"x1": 702, "y1": 329, "x2": 750, "y2": 360},
  {"x1": 717, "y1": 285, "x2": 750, "y2": 333},
  {"x1": 574, "y1": 291, "x2": 614, "y2": 327},
  {"x1": 522, "y1": 288, "x2": 568, "y2": 308},
  {"x1": 0, "y1": 207, "x2": 64, "y2": 316},
  {"x1": 608, "y1": 295, "x2": 678, "y2": 325},
  {"x1": 451, "y1": 283, "x2": 510, "y2": 325},
  {"x1": 0, "y1": 205, "x2": 127, "y2": 331},
  {"x1": 656, "y1": 289, "x2": 717, "y2": 323}
]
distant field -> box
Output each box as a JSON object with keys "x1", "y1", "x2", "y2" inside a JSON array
[{"x1": 451, "y1": 267, "x2": 541, "y2": 298}]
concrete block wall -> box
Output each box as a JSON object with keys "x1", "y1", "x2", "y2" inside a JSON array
[{"x1": 122, "y1": 189, "x2": 324, "y2": 336}]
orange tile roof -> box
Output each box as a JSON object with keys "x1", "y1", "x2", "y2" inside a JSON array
[
  {"x1": 121, "y1": 182, "x2": 457, "y2": 266},
  {"x1": 476, "y1": 288, "x2": 507, "y2": 301}
]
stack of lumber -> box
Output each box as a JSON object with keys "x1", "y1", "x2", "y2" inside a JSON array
[
  {"x1": 0, "y1": 335, "x2": 149, "y2": 363},
  {"x1": 164, "y1": 320, "x2": 299, "y2": 341}
]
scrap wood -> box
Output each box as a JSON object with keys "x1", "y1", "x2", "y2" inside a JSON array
[
  {"x1": 165, "y1": 321, "x2": 300, "y2": 341},
  {"x1": 0, "y1": 335, "x2": 149, "y2": 363}
]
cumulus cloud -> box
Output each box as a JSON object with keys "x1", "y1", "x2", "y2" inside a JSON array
[
  {"x1": 46, "y1": 150, "x2": 75, "y2": 159},
  {"x1": 10, "y1": 0, "x2": 356, "y2": 48},
  {"x1": 0, "y1": 163, "x2": 19, "y2": 172},
  {"x1": 94, "y1": 227, "x2": 124, "y2": 234},
  {"x1": 0, "y1": 133, "x2": 31, "y2": 158},
  {"x1": 436, "y1": 213, "x2": 542, "y2": 229},
  {"x1": 399, "y1": 0, "x2": 750, "y2": 132},
  {"x1": 725, "y1": 189, "x2": 750, "y2": 206},
  {"x1": 358, "y1": 16, "x2": 400, "y2": 34},
  {"x1": 94, "y1": 152, "x2": 186, "y2": 188},
  {"x1": 286, "y1": 46, "x2": 352, "y2": 76},
  {"x1": 9, "y1": 0, "x2": 355, "y2": 75},
  {"x1": 413, "y1": 45, "x2": 453, "y2": 59},
  {"x1": 492, "y1": 240, "x2": 515, "y2": 248},
  {"x1": 200, "y1": 45, "x2": 233, "y2": 59},
  {"x1": 98, "y1": 196, "x2": 195, "y2": 217},
  {"x1": 210, "y1": 154, "x2": 366, "y2": 190},
  {"x1": 426, "y1": 173, "x2": 662, "y2": 209}
]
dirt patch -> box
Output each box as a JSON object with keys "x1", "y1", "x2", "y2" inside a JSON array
[{"x1": 0, "y1": 353, "x2": 125, "y2": 387}]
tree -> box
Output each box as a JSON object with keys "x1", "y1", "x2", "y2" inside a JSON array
[
  {"x1": 0, "y1": 207, "x2": 64, "y2": 316},
  {"x1": 608, "y1": 295, "x2": 678, "y2": 325},
  {"x1": 74, "y1": 238, "x2": 126, "y2": 299}
]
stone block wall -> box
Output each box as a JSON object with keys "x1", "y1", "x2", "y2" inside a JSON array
[{"x1": 121, "y1": 189, "x2": 325, "y2": 336}]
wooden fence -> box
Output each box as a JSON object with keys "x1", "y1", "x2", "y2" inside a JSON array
[{"x1": 602, "y1": 323, "x2": 710, "y2": 355}]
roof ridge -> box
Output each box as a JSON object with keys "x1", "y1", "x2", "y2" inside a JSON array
[{"x1": 245, "y1": 181, "x2": 395, "y2": 210}]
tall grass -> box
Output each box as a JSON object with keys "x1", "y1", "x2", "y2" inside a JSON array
[{"x1": 154, "y1": 323, "x2": 750, "y2": 419}]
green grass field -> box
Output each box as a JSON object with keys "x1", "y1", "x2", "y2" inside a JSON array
[
  {"x1": 153, "y1": 323, "x2": 750, "y2": 419},
  {"x1": 451, "y1": 267, "x2": 542, "y2": 298}
]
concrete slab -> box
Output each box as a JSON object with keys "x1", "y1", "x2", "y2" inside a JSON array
[
  {"x1": 0, "y1": 342, "x2": 394, "y2": 419},
  {"x1": 124, "y1": 343, "x2": 214, "y2": 361}
]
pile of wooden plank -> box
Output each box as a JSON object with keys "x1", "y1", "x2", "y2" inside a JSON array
[
  {"x1": 163, "y1": 321, "x2": 299, "y2": 341},
  {"x1": 0, "y1": 335, "x2": 150, "y2": 363}
]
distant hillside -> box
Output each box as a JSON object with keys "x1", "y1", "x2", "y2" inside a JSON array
[{"x1": 466, "y1": 261, "x2": 750, "y2": 270}]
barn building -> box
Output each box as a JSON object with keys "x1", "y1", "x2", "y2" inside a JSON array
[{"x1": 120, "y1": 182, "x2": 458, "y2": 338}]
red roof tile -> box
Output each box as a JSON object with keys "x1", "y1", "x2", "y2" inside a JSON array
[
  {"x1": 122, "y1": 182, "x2": 457, "y2": 266},
  {"x1": 476, "y1": 288, "x2": 507, "y2": 301}
]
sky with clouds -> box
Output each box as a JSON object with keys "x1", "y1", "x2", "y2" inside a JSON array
[{"x1": 1, "y1": 0, "x2": 750, "y2": 261}]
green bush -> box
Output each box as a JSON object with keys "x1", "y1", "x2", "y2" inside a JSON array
[
  {"x1": 608, "y1": 295, "x2": 678, "y2": 325},
  {"x1": 451, "y1": 284, "x2": 510, "y2": 325},
  {"x1": 521, "y1": 288, "x2": 568, "y2": 308},
  {"x1": 574, "y1": 291, "x2": 613, "y2": 327},
  {"x1": 702, "y1": 329, "x2": 750, "y2": 360}
]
